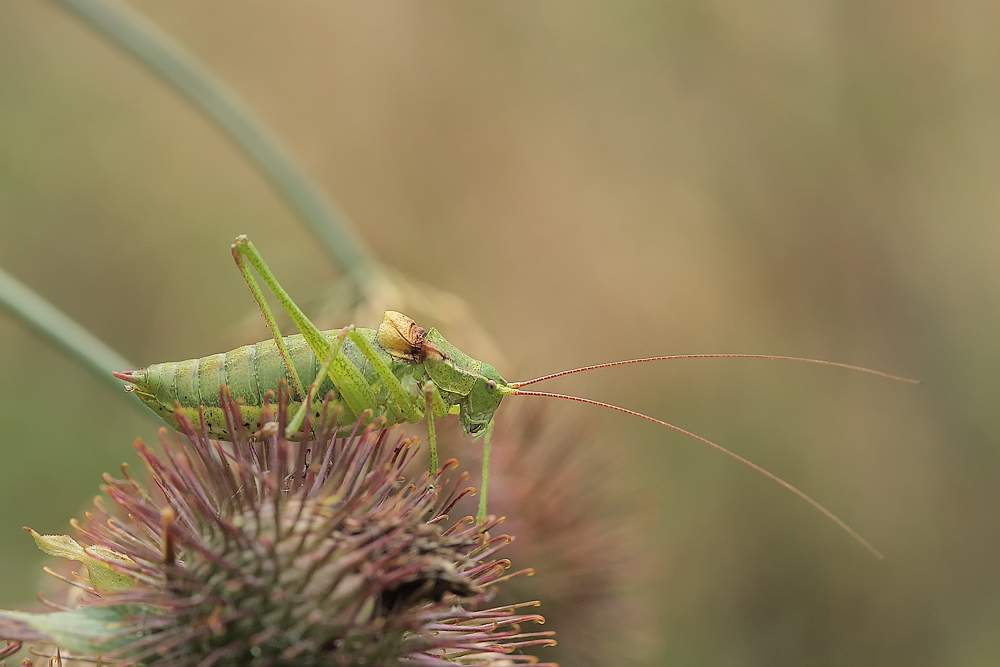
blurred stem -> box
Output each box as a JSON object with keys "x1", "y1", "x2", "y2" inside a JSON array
[
  {"x1": 51, "y1": 0, "x2": 382, "y2": 290},
  {"x1": 0, "y1": 267, "x2": 152, "y2": 418}
]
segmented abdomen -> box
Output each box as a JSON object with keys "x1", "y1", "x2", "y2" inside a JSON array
[{"x1": 129, "y1": 330, "x2": 380, "y2": 439}]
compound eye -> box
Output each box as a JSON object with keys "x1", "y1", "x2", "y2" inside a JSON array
[
  {"x1": 470, "y1": 423, "x2": 485, "y2": 434},
  {"x1": 486, "y1": 380, "x2": 497, "y2": 389}
]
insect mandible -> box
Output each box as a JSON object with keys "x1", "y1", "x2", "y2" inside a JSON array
[{"x1": 115, "y1": 235, "x2": 916, "y2": 554}]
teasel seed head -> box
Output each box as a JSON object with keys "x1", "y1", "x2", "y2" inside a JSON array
[{"x1": 1, "y1": 387, "x2": 556, "y2": 666}]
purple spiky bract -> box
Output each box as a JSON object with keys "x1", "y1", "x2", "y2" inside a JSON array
[{"x1": 5, "y1": 386, "x2": 555, "y2": 666}]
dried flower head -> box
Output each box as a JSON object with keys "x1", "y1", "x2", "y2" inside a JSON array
[
  {"x1": 0, "y1": 387, "x2": 555, "y2": 666},
  {"x1": 444, "y1": 402, "x2": 654, "y2": 667}
]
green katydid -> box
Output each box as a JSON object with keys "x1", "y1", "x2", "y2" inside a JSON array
[{"x1": 115, "y1": 235, "x2": 916, "y2": 555}]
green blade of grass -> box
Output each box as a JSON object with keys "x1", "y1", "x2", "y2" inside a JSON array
[
  {"x1": 0, "y1": 266, "x2": 148, "y2": 409},
  {"x1": 52, "y1": 0, "x2": 381, "y2": 289}
]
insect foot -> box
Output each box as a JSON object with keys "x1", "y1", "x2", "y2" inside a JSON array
[{"x1": 0, "y1": 389, "x2": 557, "y2": 667}]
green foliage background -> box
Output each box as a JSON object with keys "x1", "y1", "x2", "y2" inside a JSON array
[{"x1": 1, "y1": 2, "x2": 997, "y2": 664}]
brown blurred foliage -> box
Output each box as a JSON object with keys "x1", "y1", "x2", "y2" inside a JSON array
[
  {"x1": 2, "y1": 2, "x2": 999, "y2": 665},
  {"x1": 436, "y1": 401, "x2": 656, "y2": 667}
]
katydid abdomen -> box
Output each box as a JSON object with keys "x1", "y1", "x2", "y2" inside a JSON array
[{"x1": 115, "y1": 328, "x2": 419, "y2": 440}]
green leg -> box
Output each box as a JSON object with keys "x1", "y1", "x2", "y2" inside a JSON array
[
  {"x1": 232, "y1": 236, "x2": 439, "y2": 444},
  {"x1": 232, "y1": 236, "x2": 332, "y2": 359},
  {"x1": 231, "y1": 236, "x2": 377, "y2": 420},
  {"x1": 476, "y1": 421, "x2": 494, "y2": 525},
  {"x1": 347, "y1": 330, "x2": 423, "y2": 424},
  {"x1": 424, "y1": 382, "x2": 438, "y2": 477},
  {"x1": 231, "y1": 237, "x2": 310, "y2": 401},
  {"x1": 286, "y1": 327, "x2": 350, "y2": 438}
]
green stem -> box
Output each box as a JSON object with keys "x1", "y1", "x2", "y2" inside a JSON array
[
  {"x1": 51, "y1": 0, "x2": 381, "y2": 289},
  {"x1": 0, "y1": 267, "x2": 135, "y2": 398}
]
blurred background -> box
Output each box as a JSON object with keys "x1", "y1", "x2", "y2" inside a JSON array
[{"x1": 1, "y1": 2, "x2": 998, "y2": 665}]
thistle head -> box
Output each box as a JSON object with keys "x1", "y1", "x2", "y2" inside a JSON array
[{"x1": 1, "y1": 387, "x2": 555, "y2": 666}]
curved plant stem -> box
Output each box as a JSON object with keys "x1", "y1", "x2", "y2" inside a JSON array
[
  {"x1": 51, "y1": 0, "x2": 381, "y2": 289},
  {"x1": 0, "y1": 267, "x2": 151, "y2": 414}
]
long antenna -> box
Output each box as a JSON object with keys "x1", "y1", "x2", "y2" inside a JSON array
[
  {"x1": 510, "y1": 387, "x2": 885, "y2": 559},
  {"x1": 509, "y1": 354, "x2": 919, "y2": 389}
]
